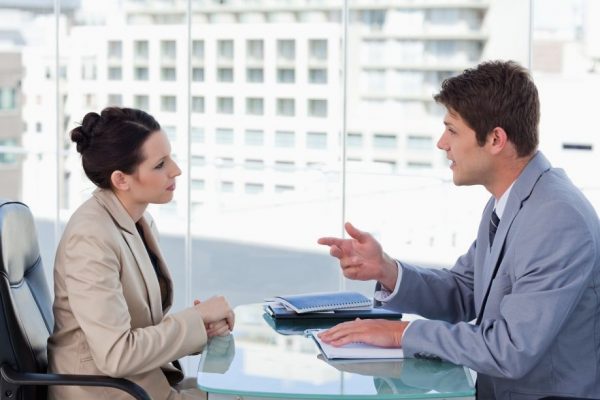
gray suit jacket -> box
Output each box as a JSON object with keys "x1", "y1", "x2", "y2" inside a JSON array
[{"x1": 383, "y1": 152, "x2": 600, "y2": 399}]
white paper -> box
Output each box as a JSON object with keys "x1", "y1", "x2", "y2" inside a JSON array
[{"x1": 310, "y1": 329, "x2": 405, "y2": 359}]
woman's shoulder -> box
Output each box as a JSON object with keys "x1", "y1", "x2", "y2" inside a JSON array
[{"x1": 62, "y1": 195, "x2": 117, "y2": 241}]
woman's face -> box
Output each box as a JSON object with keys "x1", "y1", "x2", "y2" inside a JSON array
[{"x1": 127, "y1": 130, "x2": 181, "y2": 205}]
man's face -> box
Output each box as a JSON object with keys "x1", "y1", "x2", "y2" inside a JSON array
[{"x1": 437, "y1": 109, "x2": 492, "y2": 187}]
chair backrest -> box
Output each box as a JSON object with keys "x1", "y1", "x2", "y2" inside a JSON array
[{"x1": 0, "y1": 199, "x2": 54, "y2": 399}]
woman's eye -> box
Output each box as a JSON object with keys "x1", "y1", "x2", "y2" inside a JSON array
[{"x1": 155, "y1": 161, "x2": 165, "y2": 169}]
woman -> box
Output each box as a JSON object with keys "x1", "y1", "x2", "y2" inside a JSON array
[{"x1": 47, "y1": 107, "x2": 234, "y2": 400}]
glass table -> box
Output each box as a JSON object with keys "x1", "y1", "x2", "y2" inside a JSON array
[{"x1": 197, "y1": 304, "x2": 475, "y2": 399}]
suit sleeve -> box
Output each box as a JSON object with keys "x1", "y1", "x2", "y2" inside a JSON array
[
  {"x1": 61, "y1": 228, "x2": 207, "y2": 378},
  {"x1": 401, "y1": 200, "x2": 597, "y2": 379}
]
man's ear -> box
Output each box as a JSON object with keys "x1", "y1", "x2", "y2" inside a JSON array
[
  {"x1": 488, "y1": 127, "x2": 508, "y2": 155},
  {"x1": 110, "y1": 170, "x2": 130, "y2": 191}
]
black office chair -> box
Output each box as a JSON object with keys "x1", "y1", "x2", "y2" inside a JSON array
[{"x1": 0, "y1": 199, "x2": 151, "y2": 400}]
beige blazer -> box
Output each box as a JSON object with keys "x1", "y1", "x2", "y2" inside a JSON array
[{"x1": 47, "y1": 189, "x2": 207, "y2": 400}]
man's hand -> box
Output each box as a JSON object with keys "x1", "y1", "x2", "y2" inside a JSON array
[
  {"x1": 318, "y1": 318, "x2": 409, "y2": 348},
  {"x1": 318, "y1": 222, "x2": 398, "y2": 290},
  {"x1": 194, "y1": 296, "x2": 235, "y2": 338}
]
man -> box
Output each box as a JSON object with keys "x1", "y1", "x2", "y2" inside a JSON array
[{"x1": 318, "y1": 60, "x2": 600, "y2": 399}]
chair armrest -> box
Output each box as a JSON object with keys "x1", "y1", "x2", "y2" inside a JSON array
[{"x1": 1, "y1": 365, "x2": 151, "y2": 400}]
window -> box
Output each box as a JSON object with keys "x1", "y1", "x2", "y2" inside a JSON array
[
  {"x1": 191, "y1": 127, "x2": 205, "y2": 143},
  {"x1": 134, "y1": 95, "x2": 149, "y2": 110},
  {"x1": 192, "y1": 67, "x2": 204, "y2": 82},
  {"x1": 0, "y1": 139, "x2": 18, "y2": 164},
  {"x1": 275, "y1": 130, "x2": 295, "y2": 147},
  {"x1": 277, "y1": 68, "x2": 295, "y2": 83},
  {"x1": 161, "y1": 67, "x2": 176, "y2": 81},
  {"x1": 246, "y1": 39, "x2": 264, "y2": 60},
  {"x1": 246, "y1": 98, "x2": 264, "y2": 115},
  {"x1": 192, "y1": 96, "x2": 205, "y2": 113},
  {"x1": 309, "y1": 39, "x2": 328, "y2": 60},
  {"x1": 407, "y1": 135, "x2": 433, "y2": 150},
  {"x1": 308, "y1": 99, "x2": 327, "y2": 117},
  {"x1": 217, "y1": 97, "x2": 234, "y2": 114},
  {"x1": 275, "y1": 184, "x2": 294, "y2": 193},
  {"x1": 216, "y1": 128, "x2": 234, "y2": 145},
  {"x1": 134, "y1": 40, "x2": 149, "y2": 60},
  {"x1": 246, "y1": 68, "x2": 263, "y2": 83},
  {"x1": 217, "y1": 67, "x2": 234, "y2": 82},
  {"x1": 309, "y1": 68, "x2": 327, "y2": 84},
  {"x1": 218, "y1": 40, "x2": 234, "y2": 60},
  {"x1": 134, "y1": 67, "x2": 149, "y2": 81},
  {"x1": 108, "y1": 40, "x2": 122, "y2": 59},
  {"x1": 164, "y1": 126, "x2": 177, "y2": 142},
  {"x1": 244, "y1": 129, "x2": 264, "y2": 146},
  {"x1": 374, "y1": 159, "x2": 397, "y2": 171},
  {"x1": 244, "y1": 159, "x2": 264, "y2": 170},
  {"x1": 81, "y1": 57, "x2": 97, "y2": 80},
  {"x1": 347, "y1": 132, "x2": 363, "y2": 148},
  {"x1": 161, "y1": 40, "x2": 177, "y2": 60},
  {"x1": 245, "y1": 183, "x2": 264, "y2": 194},
  {"x1": 107, "y1": 94, "x2": 122, "y2": 106},
  {"x1": 191, "y1": 155, "x2": 205, "y2": 166},
  {"x1": 373, "y1": 134, "x2": 397, "y2": 149},
  {"x1": 307, "y1": 132, "x2": 327, "y2": 149},
  {"x1": 107, "y1": 67, "x2": 122, "y2": 80},
  {"x1": 277, "y1": 39, "x2": 295, "y2": 61},
  {"x1": 161, "y1": 95, "x2": 177, "y2": 112},
  {"x1": 562, "y1": 143, "x2": 593, "y2": 151},
  {"x1": 407, "y1": 161, "x2": 432, "y2": 169},
  {"x1": 192, "y1": 40, "x2": 204, "y2": 59},
  {"x1": 217, "y1": 157, "x2": 234, "y2": 168},
  {"x1": 274, "y1": 160, "x2": 295, "y2": 172},
  {"x1": 276, "y1": 98, "x2": 295, "y2": 116},
  {"x1": 0, "y1": 88, "x2": 17, "y2": 110},
  {"x1": 191, "y1": 179, "x2": 205, "y2": 191},
  {"x1": 220, "y1": 181, "x2": 234, "y2": 192}
]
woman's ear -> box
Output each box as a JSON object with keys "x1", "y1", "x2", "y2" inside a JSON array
[{"x1": 110, "y1": 170, "x2": 130, "y2": 191}]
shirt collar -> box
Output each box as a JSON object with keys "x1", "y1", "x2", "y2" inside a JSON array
[{"x1": 494, "y1": 181, "x2": 515, "y2": 219}]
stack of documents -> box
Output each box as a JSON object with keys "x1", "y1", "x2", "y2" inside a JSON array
[{"x1": 309, "y1": 329, "x2": 405, "y2": 360}]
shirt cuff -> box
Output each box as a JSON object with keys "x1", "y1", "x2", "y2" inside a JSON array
[{"x1": 373, "y1": 259, "x2": 403, "y2": 303}]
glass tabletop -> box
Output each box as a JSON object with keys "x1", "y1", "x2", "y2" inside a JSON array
[{"x1": 197, "y1": 304, "x2": 475, "y2": 399}]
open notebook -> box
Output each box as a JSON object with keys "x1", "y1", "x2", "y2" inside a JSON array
[
  {"x1": 267, "y1": 291, "x2": 372, "y2": 314},
  {"x1": 309, "y1": 329, "x2": 405, "y2": 360}
]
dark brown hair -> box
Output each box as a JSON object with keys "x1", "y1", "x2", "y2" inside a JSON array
[
  {"x1": 434, "y1": 60, "x2": 539, "y2": 157},
  {"x1": 70, "y1": 107, "x2": 161, "y2": 189}
]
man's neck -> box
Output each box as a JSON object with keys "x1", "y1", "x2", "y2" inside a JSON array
[{"x1": 488, "y1": 153, "x2": 534, "y2": 199}]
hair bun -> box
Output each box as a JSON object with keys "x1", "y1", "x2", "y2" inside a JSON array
[{"x1": 71, "y1": 112, "x2": 101, "y2": 153}]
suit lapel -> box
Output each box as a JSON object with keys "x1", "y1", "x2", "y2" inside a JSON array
[
  {"x1": 92, "y1": 189, "x2": 164, "y2": 324},
  {"x1": 478, "y1": 152, "x2": 552, "y2": 317}
]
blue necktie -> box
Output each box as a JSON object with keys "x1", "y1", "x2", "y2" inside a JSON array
[{"x1": 489, "y1": 209, "x2": 500, "y2": 247}]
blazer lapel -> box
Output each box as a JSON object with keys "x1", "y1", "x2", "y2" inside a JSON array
[{"x1": 92, "y1": 189, "x2": 164, "y2": 324}]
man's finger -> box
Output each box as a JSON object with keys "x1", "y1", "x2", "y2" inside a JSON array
[
  {"x1": 318, "y1": 237, "x2": 343, "y2": 247},
  {"x1": 345, "y1": 222, "x2": 369, "y2": 243}
]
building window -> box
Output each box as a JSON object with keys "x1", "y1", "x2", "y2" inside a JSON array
[
  {"x1": 244, "y1": 129, "x2": 264, "y2": 146},
  {"x1": 217, "y1": 67, "x2": 234, "y2": 82},
  {"x1": 246, "y1": 39, "x2": 264, "y2": 61},
  {"x1": 220, "y1": 181, "x2": 234, "y2": 192},
  {"x1": 307, "y1": 132, "x2": 327, "y2": 149},
  {"x1": 374, "y1": 159, "x2": 397, "y2": 171},
  {"x1": 192, "y1": 40, "x2": 204, "y2": 60},
  {"x1": 84, "y1": 93, "x2": 97, "y2": 108},
  {"x1": 191, "y1": 96, "x2": 205, "y2": 113},
  {"x1": 191, "y1": 179, "x2": 205, "y2": 191},
  {"x1": 191, "y1": 155, "x2": 205, "y2": 166},
  {"x1": 244, "y1": 159, "x2": 264, "y2": 170},
  {"x1": 246, "y1": 98, "x2": 264, "y2": 115},
  {"x1": 217, "y1": 97, "x2": 234, "y2": 114},
  {"x1": 275, "y1": 160, "x2": 295, "y2": 172},
  {"x1": 216, "y1": 128, "x2": 234, "y2": 145},
  {"x1": 134, "y1": 40, "x2": 149, "y2": 60},
  {"x1": 407, "y1": 161, "x2": 432, "y2": 169},
  {"x1": 81, "y1": 57, "x2": 97, "y2": 80},
  {"x1": 308, "y1": 99, "x2": 327, "y2": 118},
  {"x1": 218, "y1": 39, "x2": 234, "y2": 60},
  {"x1": 161, "y1": 40, "x2": 177, "y2": 60},
  {"x1": 277, "y1": 39, "x2": 295, "y2": 61},
  {"x1": 347, "y1": 132, "x2": 363, "y2": 148},
  {"x1": 275, "y1": 184, "x2": 294, "y2": 193},
  {"x1": 107, "y1": 94, "x2": 122, "y2": 106},
  {"x1": 246, "y1": 68, "x2": 263, "y2": 83},
  {"x1": 0, "y1": 139, "x2": 18, "y2": 164},
  {"x1": 245, "y1": 182, "x2": 264, "y2": 194},
  {"x1": 373, "y1": 133, "x2": 397, "y2": 149},
  {"x1": 562, "y1": 143, "x2": 593, "y2": 151},
  {"x1": 108, "y1": 40, "x2": 122, "y2": 59},
  {"x1": 191, "y1": 127, "x2": 205, "y2": 143},
  {"x1": 164, "y1": 126, "x2": 177, "y2": 143},
  {"x1": 276, "y1": 98, "x2": 295, "y2": 116},
  {"x1": 134, "y1": 95, "x2": 149, "y2": 110},
  {"x1": 407, "y1": 135, "x2": 433, "y2": 150},
  {"x1": 161, "y1": 67, "x2": 176, "y2": 81},
  {"x1": 161, "y1": 95, "x2": 177, "y2": 112},
  {"x1": 107, "y1": 67, "x2": 122, "y2": 80},
  {"x1": 217, "y1": 157, "x2": 234, "y2": 168},
  {"x1": 134, "y1": 67, "x2": 149, "y2": 81},
  {"x1": 309, "y1": 39, "x2": 328, "y2": 60},
  {"x1": 0, "y1": 88, "x2": 17, "y2": 110},
  {"x1": 277, "y1": 68, "x2": 295, "y2": 83},
  {"x1": 275, "y1": 130, "x2": 295, "y2": 147},
  {"x1": 192, "y1": 67, "x2": 204, "y2": 82},
  {"x1": 309, "y1": 68, "x2": 327, "y2": 84}
]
